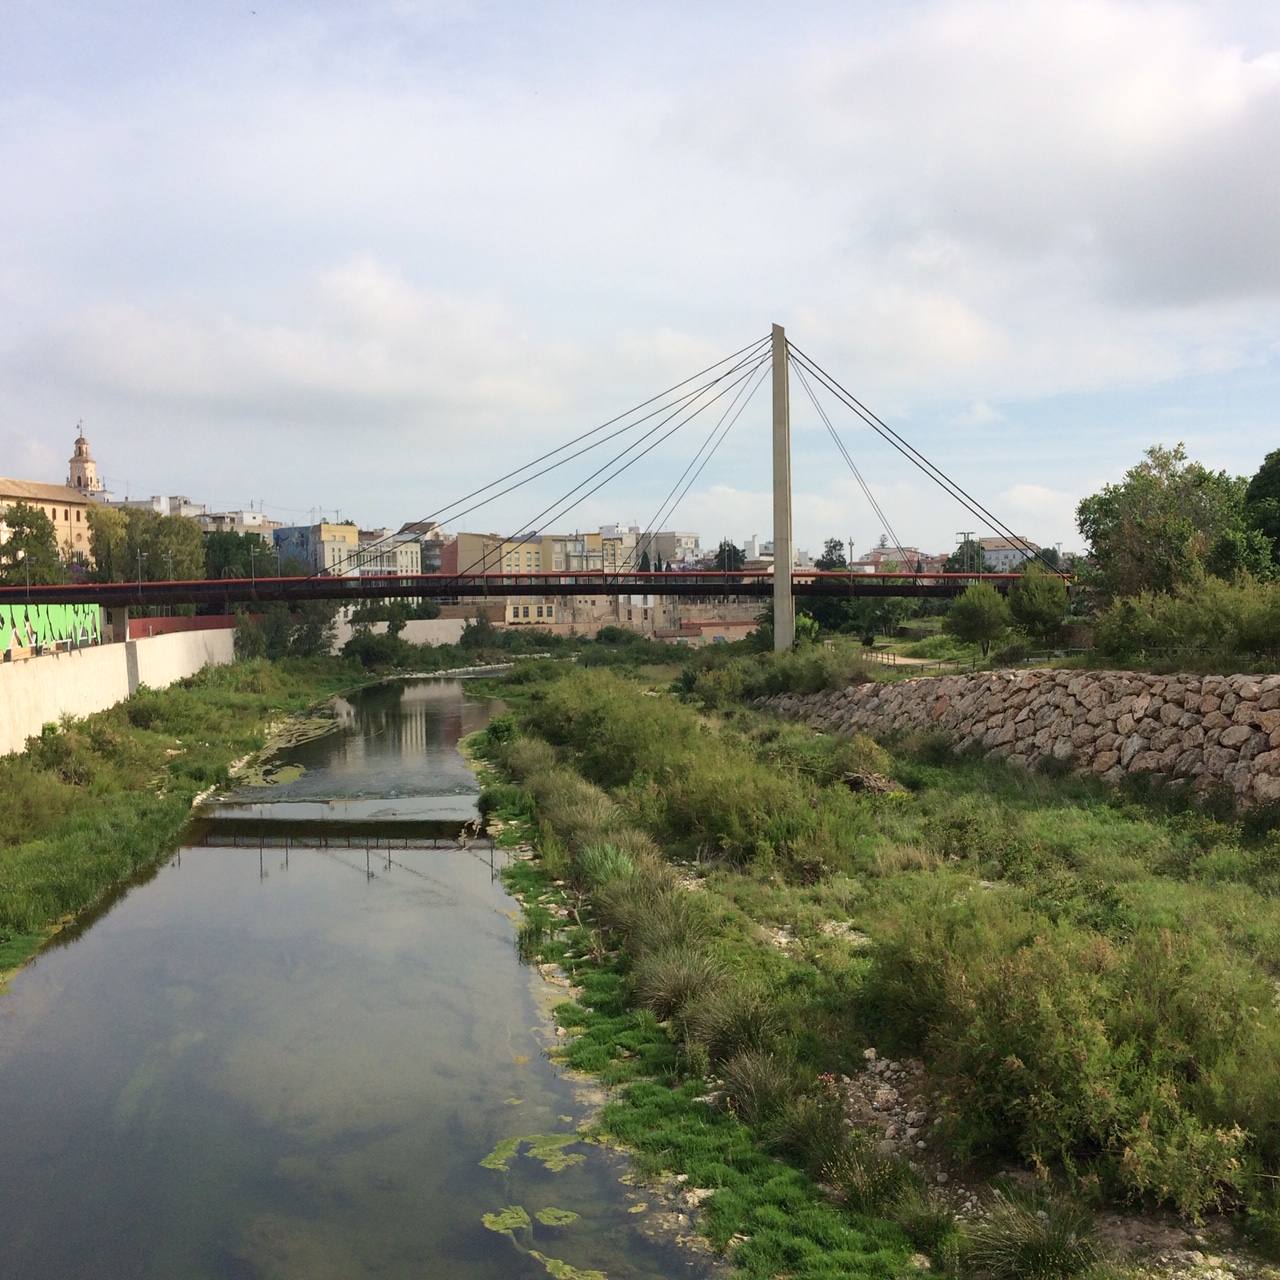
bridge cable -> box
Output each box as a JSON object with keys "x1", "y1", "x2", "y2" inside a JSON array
[
  {"x1": 613, "y1": 355, "x2": 770, "y2": 580},
  {"x1": 445, "y1": 351, "x2": 771, "y2": 585},
  {"x1": 448, "y1": 351, "x2": 771, "y2": 583},
  {"x1": 787, "y1": 343, "x2": 1065, "y2": 577},
  {"x1": 311, "y1": 334, "x2": 771, "y2": 581},
  {"x1": 791, "y1": 359, "x2": 915, "y2": 575}
]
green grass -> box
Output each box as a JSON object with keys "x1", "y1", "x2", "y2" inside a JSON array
[
  {"x1": 482, "y1": 662, "x2": 1280, "y2": 1251},
  {"x1": 0, "y1": 657, "x2": 362, "y2": 976}
]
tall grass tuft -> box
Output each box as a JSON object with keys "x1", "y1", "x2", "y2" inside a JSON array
[
  {"x1": 680, "y1": 981, "x2": 777, "y2": 1066},
  {"x1": 718, "y1": 1048, "x2": 797, "y2": 1126},
  {"x1": 962, "y1": 1191, "x2": 1101, "y2": 1280},
  {"x1": 630, "y1": 945, "x2": 726, "y2": 1019}
]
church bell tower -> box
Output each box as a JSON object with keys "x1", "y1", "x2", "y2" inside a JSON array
[{"x1": 68, "y1": 421, "x2": 104, "y2": 495}]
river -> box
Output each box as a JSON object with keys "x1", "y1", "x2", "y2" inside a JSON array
[{"x1": 0, "y1": 677, "x2": 710, "y2": 1280}]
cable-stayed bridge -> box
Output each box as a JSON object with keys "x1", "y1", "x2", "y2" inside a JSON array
[{"x1": 1, "y1": 327, "x2": 1065, "y2": 650}]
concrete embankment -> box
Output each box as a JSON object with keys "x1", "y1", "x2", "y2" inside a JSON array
[
  {"x1": 761, "y1": 668, "x2": 1280, "y2": 807},
  {"x1": 0, "y1": 630, "x2": 234, "y2": 755}
]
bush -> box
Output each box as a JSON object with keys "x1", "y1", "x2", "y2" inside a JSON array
[
  {"x1": 630, "y1": 945, "x2": 726, "y2": 1019},
  {"x1": 477, "y1": 783, "x2": 531, "y2": 820},
  {"x1": 766, "y1": 1085, "x2": 849, "y2": 1179},
  {"x1": 826, "y1": 1135, "x2": 919, "y2": 1216},
  {"x1": 860, "y1": 885, "x2": 1279, "y2": 1214},
  {"x1": 501, "y1": 735, "x2": 558, "y2": 780},
  {"x1": 680, "y1": 981, "x2": 777, "y2": 1066},
  {"x1": 962, "y1": 1191, "x2": 1101, "y2": 1280},
  {"x1": 719, "y1": 1049, "x2": 797, "y2": 1126}
]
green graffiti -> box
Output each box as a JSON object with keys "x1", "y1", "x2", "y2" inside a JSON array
[{"x1": 0, "y1": 603, "x2": 101, "y2": 654}]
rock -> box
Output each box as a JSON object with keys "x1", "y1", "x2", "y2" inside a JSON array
[{"x1": 1220, "y1": 724, "x2": 1253, "y2": 748}]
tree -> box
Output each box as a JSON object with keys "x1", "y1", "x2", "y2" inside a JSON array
[
  {"x1": 1076, "y1": 443, "x2": 1271, "y2": 599},
  {"x1": 1245, "y1": 448, "x2": 1280, "y2": 565},
  {"x1": 1008, "y1": 563, "x2": 1069, "y2": 644},
  {"x1": 205, "y1": 530, "x2": 269, "y2": 579},
  {"x1": 86, "y1": 506, "x2": 129, "y2": 581},
  {"x1": 945, "y1": 582, "x2": 1011, "y2": 656},
  {"x1": 713, "y1": 540, "x2": 745, "y2": 571},
  {"x1": 944, "y1": 539, "x2": 987, "y2": 574},
  {"x1": 0, "y1": 502, "x2": 67, "y2": 584},
  {"x1": 638, "y1": 549, "x2": 652, "y2": 572},
  {"x1": 87, "y1": 506, "x2": 205, "y2": 582},
  {"x1": 815, "y1": 537, "x2": 848, "y2": 571}
]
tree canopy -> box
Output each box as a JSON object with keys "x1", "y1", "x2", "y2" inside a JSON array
[
  {"x1": 1008, "y1": 563, "x2": 1068, "y2": 643},
  {"x1": 0, "y1": 502, "x2": 67, "y2": 585},
  {"x1": 944, "y1": 539, "x2": 987, "y2": 574},
  {"x1": 713, "y1": 540, "x2": 745, "y2": 571},
  {"x1": 1076, "y1": 443, "x2": 1272, "y2": 600},
  {"x1": 815, "y1": 537, "x2": 848, "y2": 570},
  {"x1": 88, "y1": 507, "x2": 205, "y2": 582},
  {"x1": 1245, "y1": 449, "x2": 1280, "y2": 566},
  {"x1": 945, "y1": 582, "x2": 1010, "y2": 655}
]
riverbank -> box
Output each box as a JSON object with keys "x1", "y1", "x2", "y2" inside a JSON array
[
  {"x1": 0, "y1": 657, "x2": 363, "y2": 981},
  {"x1": 479, "y1": 664, "x2": 1280, "y2": 1279}
]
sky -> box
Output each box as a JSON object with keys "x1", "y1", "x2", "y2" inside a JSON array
[{"x1": 2, "y1": 0, "x2": 1278, "y2": 559}]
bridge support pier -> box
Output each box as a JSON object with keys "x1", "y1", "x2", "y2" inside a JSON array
[
  {"x1": 771, "y1": 322, "x2": 794, "y2": 652},
  {"x1": 106, "y1": 606, "x2": 129, "y2": 644}
]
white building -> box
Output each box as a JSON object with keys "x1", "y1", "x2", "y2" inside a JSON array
[{"x1": 979, "y1": 536, "x2": 1041, "y2": 572}]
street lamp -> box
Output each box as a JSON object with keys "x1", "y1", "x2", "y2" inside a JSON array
[
  {"x1": 136, "y1": 549, "x2": 147, "y2": 588},
  {"x1": 248, "y1": 544, "x2": 258, "y2": 585}
]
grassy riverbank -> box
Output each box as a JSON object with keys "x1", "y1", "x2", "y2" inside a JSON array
[
  {"x1": 0, "y1": 657, "x2": 361, "y2": 978},
  {"x1": 481, "y1": 664, "x2": 1280, "y2": 1276}
]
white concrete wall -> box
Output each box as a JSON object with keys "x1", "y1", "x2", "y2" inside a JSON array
[
  {"x1": 0, "y1": 630, "x2": 234, "y2": 756},
  {"x1": 331, "y1": 617, "x2": 467, "y2": 652}
]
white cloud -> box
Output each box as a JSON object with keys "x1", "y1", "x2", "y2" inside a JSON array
[
  {"x1": 952, "y1": 400, "x2": 1005, "y2": 428},
  {"x1": 0, "y1": 0, "x2": 1277, "y2": 550}
]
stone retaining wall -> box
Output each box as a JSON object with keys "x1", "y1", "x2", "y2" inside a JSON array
[{"x1": 761, "y1": 669, "x2": 1280, "y2": 807}]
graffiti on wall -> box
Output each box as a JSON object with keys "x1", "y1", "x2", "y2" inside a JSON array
[{"x1": 0, "y1": 602, "x2": 102, "y2": 654}]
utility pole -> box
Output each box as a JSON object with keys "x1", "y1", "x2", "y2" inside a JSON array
[
  {"x1": 847, "y1": 535, "x2": 855, "y2": 571},
  {"x1": 771, "y1": 323, "x2": 794, "y2": 652},
  {"x1": 956, "y1": 531, "x2": 975, "y2": 575}
]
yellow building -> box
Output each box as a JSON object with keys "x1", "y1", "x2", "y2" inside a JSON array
[{"x1": 0, "y1": 478, "x2": 94, "y2": 564}]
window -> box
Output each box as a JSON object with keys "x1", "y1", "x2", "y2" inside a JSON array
[
  {"x1": 536, "y1": 606, "x2": 543, "y2": 618},
  {"x1": 547, "y1": 607, "x2": 554, "y2": 619},
  {"x1": 64, "y1": 509, "x2": 69, "y2": 521},
  {"x1": 76, "y1": 510, "x2": 81, "y2": 522},
  {"x1": 522, "y1": 606, "x2": 529, "y2": 618}
]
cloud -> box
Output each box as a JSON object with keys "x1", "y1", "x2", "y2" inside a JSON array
[
  {"x1": 0, "y1": 0, "x2": 1276, "y2": 553},
  {"x1": 952, "y1": 400, "x2": 1005, "y2": 428}
]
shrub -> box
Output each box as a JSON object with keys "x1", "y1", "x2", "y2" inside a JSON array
[
  {"x1": 593, "y1": 864, "x2": 709, "y2": 955},
  {"x1": 501, "y1": 735, "x2": 558, "y2": 780},
  {"x1": 478, "y1": 783, "x2": 531, "y2": 820},
  {"x1": 766, "y1": 1085, "x2": 849, "y2": 1179},
  {"x1": 525, "y1": 766, "x2": 620, "y2": 849},
  {"x1": 680, "y1": 981, "x2": 777, "y2": 1066},
  {"x1": 826, "y1": 1135, "x2": 919, "y2": 1216},
  {"x1": 961, "y1": 1191, "x2": 1101, "y2": 1280},
  {"x1": 630, "y1": 945, "x2": 726, "y2": 1019},
  {"x1": 719, "y1": 1049, "x2": 797, "y2": 1126}
]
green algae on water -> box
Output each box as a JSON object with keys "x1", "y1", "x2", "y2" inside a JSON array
[
  {"x1": 530, "y1": 1250, "x2": 606, "y2": 1279},
  {"x1": 480, "y1": 1132, "x2": 587, "y2": 1173},
  {"x1": 534, "y1": 1207, "x2": 580, "y2": 1227},
  {"x1": 482, "y1": 1205, "x2": 531, "y2": 1234}
]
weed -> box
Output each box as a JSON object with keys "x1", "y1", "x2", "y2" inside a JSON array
[{"x1": 680, "y1": 981, "x2": 777, "y2": 1067}]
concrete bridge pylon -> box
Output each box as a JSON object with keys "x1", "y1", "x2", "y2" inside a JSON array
[{"x1": 771, "y1": 323, "x2": 794, "y2": 652}]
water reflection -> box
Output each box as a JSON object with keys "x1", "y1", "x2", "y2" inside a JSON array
[{"x1": 0, "y1": 678, "x2": 710, "y2": 1280}]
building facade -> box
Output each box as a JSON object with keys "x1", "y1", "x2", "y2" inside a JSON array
[
  {"x1": 0, "y1": 479, "x2": 94, "y2": 563},
  {"x1": 273, "y1": 522, "x2": 360, "y2": 574}
]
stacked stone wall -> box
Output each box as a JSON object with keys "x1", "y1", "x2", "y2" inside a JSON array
[{"x1": 761, "y1": 669, "x2": 1280, "y2": 807}]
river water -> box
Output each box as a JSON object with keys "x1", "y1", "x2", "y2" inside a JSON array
[{"x1": 0, "y1": 678, "x2": 709, "y2": 1280}]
